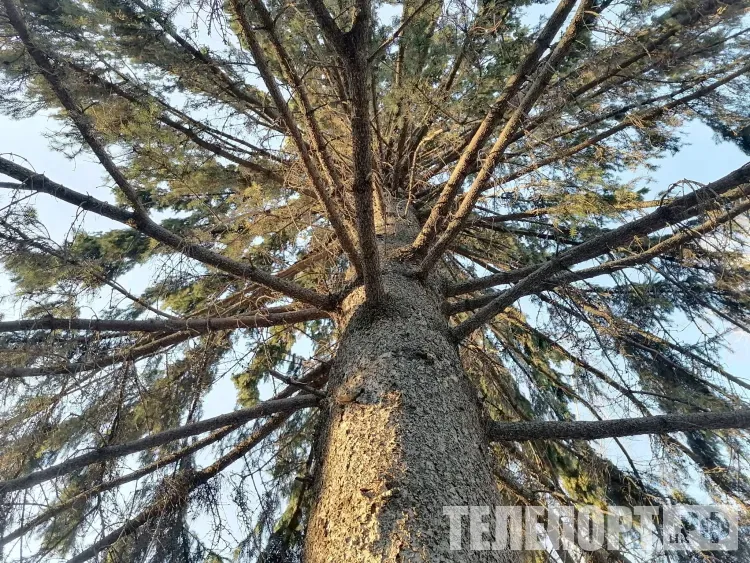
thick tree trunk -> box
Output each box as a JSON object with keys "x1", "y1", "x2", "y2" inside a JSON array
[{"x1": 304, "y1": 211, "x2": 518, "y2": 561}]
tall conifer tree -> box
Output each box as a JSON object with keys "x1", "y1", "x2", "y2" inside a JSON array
[{"x1": 1, "y1": 0, "x2": 750, "y2": 560}]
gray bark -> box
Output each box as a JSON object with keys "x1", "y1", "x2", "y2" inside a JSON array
[{"x1": 305, "y1": 205, "x2": 517, "y2": 561}]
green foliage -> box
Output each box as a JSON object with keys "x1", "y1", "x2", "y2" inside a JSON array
[{"x1": 233, "y1": 326, "x2": 297, "y2": 406}]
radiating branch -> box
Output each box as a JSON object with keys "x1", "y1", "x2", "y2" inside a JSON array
[
  {"x1": 0, "y1": 157, "x2": 135, "y2": 223},
  {"x1": 127, "y1": 0, "x2": 281, "y2": 128},
  {"x1": 1, "y1": 365, "x2": 328, "y2": 546},
  {"x1": 0, "y1": 394, "x2": 320, "y2": 495},
  {"x1": 305, "y1": 0, "x2": 346, "y2": 52},
  {"x1": 339, "y1": 0, "x2": 384, "y2": 304},
  {"x1": 1, "y1": 425, "x2": 236, "y2": 548},
  {"x1": 65, "y1": 411, "x2": 297, "y2": 563},
  {"x1": 0, "y1": 308, "x2": 328, "y2": 334},
  {"x1": 488, "y1": 409, "x2": 750, "y2": 442},
  {"x1": 483, "y1": 59, "x2": 750, "y2": 193},
  {"x1": 413, "y1": 0, "x2": 742, "y2": 190},
  {"x1": 248, "y1": 0, "x2": 349, "y2": 196},
  {"x1": 409, "y1": 0, "x2": 580, "y2": 254},
  {"x1": 450, "y1": 162, "x2": 750, "y2": 339},
  {"x1": 446, "y1": 186, "x2": 750, "y2": 314},
  {"x1": 0, "y1": 328, "x2": 189, "y2": 379},
  {"x1": 418, "y1": 0, "x2": 602, "y2": 274},
  {"x1": 0, "y1": 156, "x2": 334, "y2": 310},
  {"x1": 229, "y1": 0, "x2": 363, "y2": 277}
]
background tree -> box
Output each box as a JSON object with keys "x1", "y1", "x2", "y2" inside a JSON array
[{"x1": 0, "y1": 0, "x2": 750, "y2": 560}]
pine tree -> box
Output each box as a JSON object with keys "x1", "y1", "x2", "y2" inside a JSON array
[{"x1": 0, "y1": 0, "x2": 750, "y2": 560}]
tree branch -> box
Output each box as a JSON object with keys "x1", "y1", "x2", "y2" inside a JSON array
[
  {"x1": 0, "y1": 330, "x2": 191, "y2": 379},
  {"x1": 1, "y1": 425, "x2": 235, "y2": 548},
  {"x1": 488, "y1": 409, "x2": 750, "y2": 442},
  {"x1": 228, "y1": 0, "x2": 363, "y2": 277},
  {"x1": 0, "y1": 394, "x2": 319, "y2": 495},
  {"x1": 368, "y1": 0, "x2": 434, "y2": 62},
  {"x1": 65, "y1": 410, "x2": 297, "y2": 563},
  {"x1": 1, "y1": 0, "x2": 148, "y2": 215},
  {"x1": 1, "y1": 365, "x2": 328, "y2": 546},
  {"x1": 0, "y1": 157, "x2": 135, "y2": 223},
  {"x1": 481, "y1": 58, "x2": 750, "y2": 194},
  {"x1": 450, "y1": 162, "x2": 750, "y2": 339},
  {"x1": 409, "y1": 0, "x2": 580, "y2": 255},
  {"x1": 0, "y1": 156, "x2": 335, "y2": 310},
  {"x1": 1, "y1": 0, "x2": 334, "y2": 309},
  {"x1": 446, "y1": 186, "x2": 750, "y2": 315},
  {"x1": 248, "y1": 0, "x2": 348, "y2": 195},
  {"x1": 412, "y1": 0, "x2": 742, "y2": 190},
  {"x1": 0, "y1": 217, "x2": 178, "y2": 319},
  {"x1": 0, "y1": 308, "x2": 328, "y2": 334},
  {"x1": 305, "y1": 0, "x2": 346, "y2": 53},
  {"x1": 418, "y1": 0, "x2": 599, "y2": 274},
  {"x1": 127, "y1": 0, "x2": 281, "y2": 127},
  {"x1": 340, "y1": 0, "x2": 384, "y2": 304}
]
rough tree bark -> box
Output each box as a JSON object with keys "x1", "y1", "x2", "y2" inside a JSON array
[{"x1": 304, "y1": 206, "x2": 517, "y2": 562}]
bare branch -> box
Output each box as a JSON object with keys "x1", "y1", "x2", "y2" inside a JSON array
[
  {"x1": 488, "y1": 409, "x2": 750, "y2": 442},
  {"x1": 0, "y1": 308, "x2": 328, "y2": 334},
  {"x1": 0, "y1": 157, "x2": 135, "y2": 223},
  {"x1": 0, "y1": 394, "x2": 319, "y2": 495},
  {"x1": 269, "y1": 369, "x2": 327, "y2": 397}
]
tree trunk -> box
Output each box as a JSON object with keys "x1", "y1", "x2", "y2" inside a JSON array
[{"x1": 305, "y1": 209, "x2": 517, "y2": 562}]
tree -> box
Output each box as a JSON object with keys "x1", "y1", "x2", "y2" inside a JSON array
[{"x1": 0, "y1": 0, "x2": 749, "y2": 559}]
